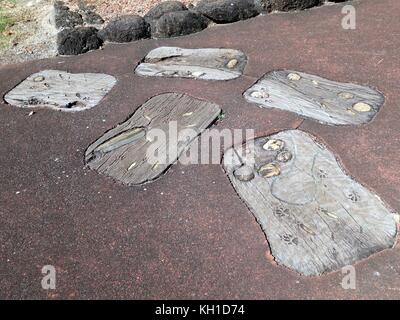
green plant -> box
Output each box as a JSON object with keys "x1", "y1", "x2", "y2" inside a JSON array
[
  {"x1": 0, "y1": 0, "x2": 17, "y2": 48},
  {"x1": 0, "y1": 14, "x2": 13, "y2": 33}
]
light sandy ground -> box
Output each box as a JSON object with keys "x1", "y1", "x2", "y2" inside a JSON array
[{"x1": 0, "y1": 0, "x2": 57, "y2": 66}]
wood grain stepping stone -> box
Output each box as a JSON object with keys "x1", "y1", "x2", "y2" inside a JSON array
[
  {"x1": 135, "y1": 47, "x2": 247, "y2": 80},
  {"x1": 85, "y1": 93, "x2": 221, "y2": 185},
  {"x1": 4, "y1": 70, "x2": 116, "y2": 112},
  {"x1": 223, "y1": 130, "x2": 397, "y2": 276},
  {"x1": 243, "y1": 70, "x2": 384, "y2": 125}
]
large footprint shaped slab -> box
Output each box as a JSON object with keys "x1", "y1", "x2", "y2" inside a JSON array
[
  {"x1": 4, "y1": 70, "x2": 117, "y2": 112},
  {"x1": 86, "y1": 93, "x2": 221, "y2": 185},
  {"x1": 223, "y1": 130, "x2": 397, "y2": 276},
  {"x1": 135, "y1": 47, "x2": 247, "y2": 80},
  {"x1": 244, "y1": 70, "x2": 384, "y2": 125}
]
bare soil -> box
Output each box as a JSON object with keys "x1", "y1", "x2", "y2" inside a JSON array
[{"x1": 0, "y1": 0, "x2": 57, "y2": 67}]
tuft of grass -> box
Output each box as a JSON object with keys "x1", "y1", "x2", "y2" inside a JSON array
[
  {"x1": 0, "y1": 14, "x2": 13, "y2": 33},
  {"x1": 0, "y1": 0, "x2": 17, "y2": 48}
]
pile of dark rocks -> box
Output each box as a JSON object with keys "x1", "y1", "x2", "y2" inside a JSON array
[
  {"x1": 55, "y1": 1, "x2": 105, "y2": 55},
  {"x1": 56, "y1": 0, "x2": 348, "y2": 56},
  {"x1": 144, "y1": 2, "x2": 209, "y2": 39}
]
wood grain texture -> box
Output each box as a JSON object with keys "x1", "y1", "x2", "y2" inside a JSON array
[
  {"x1": 4, "y1": 70, "x2": 117, "y2": 112},
  {"x1": 243, "y1": 70, "x2": 385, "y2": 125},
  {"x1": 135, "y1": 47, "x2": 247, "y2": 80},
  {"x1": 223, "y1": 130, "x2": 398, "y2": 276},
  {"x1": 86, "y1": 93, "x2": 221, "y2": 185}
]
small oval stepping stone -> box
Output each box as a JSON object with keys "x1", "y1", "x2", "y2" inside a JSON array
[
  {"x1": 233, "y1": 165, "x2": 255, "y2": 182},
  {"x1": 4, "y1": 70, "x2": 116, "y2": 112},
  {"x1": 243, "y1": 70, "x2": 385, "y2": 125},
  {"x1": 85, "y1": 93, "x2": 221, "y2": 185},
  {"x1": 135, "y1": 47, "x2": 247, "y2": 81},
  {"x1": 223, "y1": 130, "x2": 397, "y2": 276}
]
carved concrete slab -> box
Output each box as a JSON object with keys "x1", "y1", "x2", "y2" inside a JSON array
[
  {"x1": 85, "y1": 93, "x2": 221, "y2": 185},
  {"x1": 243, "y1": 70, "x2": 385, "y2": 125},
  {"x1": 4, "y1": 70, "x2": 117, "y2": 112},
  {"x1": 135, "y1": 47, "x2": 247, "y2": 80},
  {"x1": 223, "y1": 130, "x2": 397, "y2": 276}
]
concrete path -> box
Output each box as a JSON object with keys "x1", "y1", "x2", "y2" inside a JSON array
[{"x1": 1, "y1": 0, "x2": 400, "y2": 299}]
